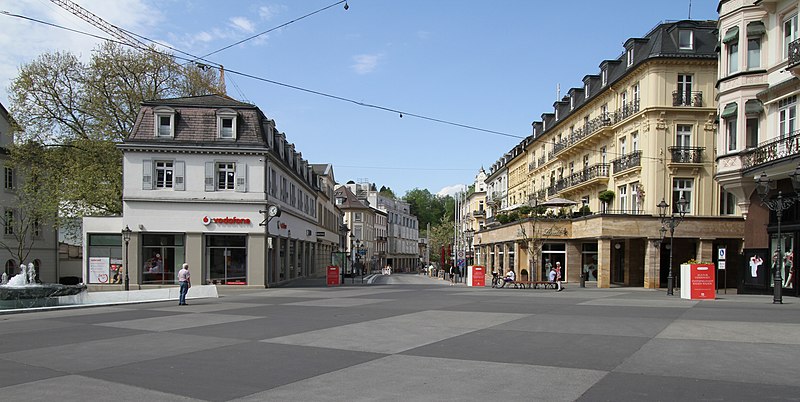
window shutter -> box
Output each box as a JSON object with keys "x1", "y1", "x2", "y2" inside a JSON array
[
  {"x1": 174, "y1": 161, "x2": 185, "y2": 191},
  {"x1": 205, "y1": 162, "x2": 215, "y2": 191},
  {"x1": 142, "y1": 160, "x2": 153, "y2": 190},
  {"x1": 236, "y1": 163, "x2": 247, "y2": 192}
]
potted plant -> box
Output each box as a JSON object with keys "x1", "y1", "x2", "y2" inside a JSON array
[{"x1": 598, "y1": 190, "x2": 615, "y2": 212}]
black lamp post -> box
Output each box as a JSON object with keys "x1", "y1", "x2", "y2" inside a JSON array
[
  {"x1": 755, "y1": 167, "x2": 800, "y2": 304},
  {"x1": 658, "y1": 196, "x2": 688, "y2": 296},
  {"x1": 121, "y1": 225, "x2": 132, "y2": 291}
]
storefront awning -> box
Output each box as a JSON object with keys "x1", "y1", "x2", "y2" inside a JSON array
[
  {"x1": 721, "y1": 102, "x2": 738, "y2": 119},
  {"x1": 723, "y1": 26, "x2": 739, "y2": 44},
  {"x1": 747, "y1": 21, "x2": 766, "y2": 38},
  {"x1": 745, "y1": 99, "x2": 763, "y2": 116}
]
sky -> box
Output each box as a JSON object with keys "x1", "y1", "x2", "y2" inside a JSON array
[{"x1": 0, "y1": 0, "x2": 719, "y2": 197}]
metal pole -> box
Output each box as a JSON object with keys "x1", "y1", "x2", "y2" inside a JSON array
[
  {"x1": 774, "y1": 192, "x2": 784, "y2": 304},
  {"x1": 667, "y1": 220, "x2": 675, "y2": 296},
  {"x1": 124, "y1": 238, "x2": 130, "y2": 291}
]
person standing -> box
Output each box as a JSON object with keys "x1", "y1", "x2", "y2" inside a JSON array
[
  {"x1": 449, "y1": 265, "x2": 455, "y2": 286},
  {"x1": 178, "y1": 263, "x2": 191, "y2": 305}
]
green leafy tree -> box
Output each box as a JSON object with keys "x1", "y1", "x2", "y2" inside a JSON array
[
  {"x1": 378, "y1": 185, "x2": 396, "y2": 199},
  {"x1": 8, "y1": 42, "x2": 221, "y2": 220}
]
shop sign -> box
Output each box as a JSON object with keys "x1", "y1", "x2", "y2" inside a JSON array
[
  {"x1": 202, "y1": 215, "x2": 251, "y2": 225},
  {"x1": 89, "y1": 257, "x2": 110, "y2": 284},
  {"x1": 690, "y1": 263, "x2": 716, "y2": 300}
]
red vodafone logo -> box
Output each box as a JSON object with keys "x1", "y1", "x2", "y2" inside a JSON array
[{"x1": 202, "y1": 215, "x2": 251, "y2": 225}]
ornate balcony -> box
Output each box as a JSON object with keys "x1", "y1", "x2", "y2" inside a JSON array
[
  {"x1": 528, "y1": 162, "x2": 536, "y2": 172},
  {"x1": 669, "y1": 146, "x2": 704, "y2": 163},
  {"x1": 547, "y1": 164, "x2": 609, "y2": 195},
  {"x1": 611, "y1": 151, "x2": 642, "y2": 173},
  {"x1": 672, "y1": 91, "x2": 704, "y2": 107},
  {"x1": 472, "y1": 209, "x2": 485, "y2": 217},
  {"x1": 789, "y1": 38, "x2": 800, "y2": 76},
  {"x1": 537, "y1": 156, "x2": 546, "y2": 166},
  {"x1": 613, "y1": 99, "x2": 640, "y2": 124},
  {"x1": 742, "y1": 129, "x2": 800, "y2": 170}
]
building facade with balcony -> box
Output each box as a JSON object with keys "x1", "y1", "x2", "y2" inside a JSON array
[
  {"x1": 367, "y1": 190, "x2": 420, "y2": 272},
  {"x1": 485, "y1": 157, "x2": 509, "y2": 222},
  {"x1": 717, "y1": 0, "x2": 800, "y2": 295},
  {"x1": 83, "y1": 95, "x2": 331, "y2": 289},
  {"x1": 476, "y1": 20, "x2": 745, "y2": 289}
]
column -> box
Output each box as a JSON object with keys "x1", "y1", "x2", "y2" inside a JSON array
[
  {"x1": 249, "y1": 233, "x2": 266, "y2": 286},
  {"x1": 186, "y1": 233, "x2": 202, "y2": 286},
  {"x1": 644, "y1": 238, "x2": 661, "y2": 289},
  {"x1": 598, "y1": 238, "x2": 612, "y2": 288}
]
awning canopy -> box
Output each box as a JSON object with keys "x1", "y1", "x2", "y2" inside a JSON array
[
  {"x1": 723, "y1": 26, "x2": 740, "y2": 44},
  {"x1": 745, "y1": 99, "x2": 763, "y2": 116},
  {"x1": 721, "y1": 102, "x2": 738, "y2": 119},
  {"x1": 540, "y1": 197, "x2": 578, "y2": 207},
  {"x1": 747, "y1": 21, "x2": 766, "y2": 38}
]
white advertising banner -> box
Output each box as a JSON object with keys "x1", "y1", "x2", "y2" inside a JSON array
[{"x1": 89, "y1": 257, "x2": 110, "y2": 284}]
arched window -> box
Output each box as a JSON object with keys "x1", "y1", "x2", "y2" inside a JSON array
[{"x1": 4, "y1": 259, "x2": 16, "y2": 276}]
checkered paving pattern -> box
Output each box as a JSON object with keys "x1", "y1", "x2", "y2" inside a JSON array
[{"x1": 2, "y1": 275, "x2": 800, "y2": 401}]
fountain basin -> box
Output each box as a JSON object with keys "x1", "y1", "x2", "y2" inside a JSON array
[{"x1": 0, "y1": 284, "x2": 87, "y2": 309}]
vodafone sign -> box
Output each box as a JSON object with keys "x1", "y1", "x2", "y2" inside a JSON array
[{"x1": 201, "y1": 215, "x2": 252, "y2": 225}]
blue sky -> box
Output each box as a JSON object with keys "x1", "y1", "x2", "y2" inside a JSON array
[{"x1": 0, "y1": 0, "x2": 718, "y2": 197}]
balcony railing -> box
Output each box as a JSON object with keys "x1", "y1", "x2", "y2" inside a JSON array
[
  {"x1": 528, "y1": 162, "x2": 536, "y2": 171},
  {"x1": 742, "y1": 129, "x2": 800, "y2": 169},
  {"x1": 613, "y1": 99, "x2": 640, "y2": 124},
  {"x1": 537, "y1": 156, "x2": 546, "y2": 166},
  {"x1": 789, "y1": 38, "x2": 800, "y2": 69},
  {"x1": 611, "y1": 151, "x2": 642, "y2": 173},
  {"x1": 672, "y1": 91, "x2": 704, "y2": 107},
  {"x1": 551, "y1": 114, "x2": 614, "y2": 158},
  {"x1": 472, "y1": 210, "x2": 485, "y2": 217},
  {"x1": 546, "y1": 164, "x2": 610, "y2": 195},
  {"x1": 669, "y1": 146, "x2": 704, "y2": 163}
]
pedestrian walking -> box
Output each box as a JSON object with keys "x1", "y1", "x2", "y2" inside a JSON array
[
  {"x1": 178, "y1": 263, "x2": 191, "y2": 305},
  {"x1": 449, "y1": 266, "x2": 455, "y2": 286}
]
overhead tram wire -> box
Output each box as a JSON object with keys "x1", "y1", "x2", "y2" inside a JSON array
[
  {"x1": 1, "y1": 11, "x2": 526, "y2": 141},
  {"x1": 187, "y1": 0, "x2": 349, "y2": 63},
  {"x1": 5, "y1": 10, "x2": 675, "y2": 161}
]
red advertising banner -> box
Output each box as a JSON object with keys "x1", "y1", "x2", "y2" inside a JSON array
[
  {"x1": 690, "y1": 263, "x2": 715, "y2": 300},
  {"x1": 471, "y1": 265, "x2": 485, "y2": 287},
  {"x1": 327, "y1": 265, "x2": 340, "y2": 286}
]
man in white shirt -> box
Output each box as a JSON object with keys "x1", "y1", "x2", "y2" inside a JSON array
[
  {"x1": 504, "y1": 269, "x2": 516, "y2": 283},
  {"x1": 178, "y1": 263, "x2": 191, "y2": 305}
]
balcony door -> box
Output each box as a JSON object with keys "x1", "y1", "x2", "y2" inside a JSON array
[{"x1": 677, "y1": 75, "x2": 693, "y2": 105}]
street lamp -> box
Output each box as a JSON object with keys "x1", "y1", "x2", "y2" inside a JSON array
[
  {"x1": 121, "y1": 225, "x2": 132, "y2": 291},
  {"x1": 658, "y1": 196, "x2": 688, "y2": 296},
  {"x1": 756, "y1": 168, "x2": 800, "y2": 304}
]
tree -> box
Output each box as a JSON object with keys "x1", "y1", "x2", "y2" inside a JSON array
[
  {"x1": 403, "y1": 188, "x2": 447, "y2": 233},
  {"x1": 8, "y1": 42, "x2": 221, "y2": 220},
  {"x1": 428, "y1": 220, "x2": 455, "y2": 268},
  {"x1": 517, "y1": 215, "x2": 568, "y2": 281},
  {"x1": 378, "y1": 185, "x2": 396, "y2": 199}
]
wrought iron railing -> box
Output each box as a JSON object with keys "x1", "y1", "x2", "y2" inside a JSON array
[
  {"x1": 537, "y1": 156, "x2": 546, "y2": 166},
  {"x1": 472, "y1": 210, "x2": 485, "y2": 217},
  {"x1": 547, "y1": 164, "x2": 609, "y2": 195},
  {"x1": 613, "y1": 99, "x2": 640, "y2": 124},
  {"x1": 672, "y1": 91, "x2": 703, "y2": 107},
  {"x1": 551, "y1": 114, "x2": 614, "y2": 157},
  {"x1": 669, "y1": 146, "x2": 704, "y2": 163},
  {"x1": 789, "y1": 38, "x2": 800, "y2": 69},
  {"x1": 528, "y1": 162, "x2": 536, "y2": 171},
  {"x1": 742, "y1": 129, "x2": 800, "y2": 169},
  {"x1": 611, "y1": 151, "x2": 642, "y2": 173}
]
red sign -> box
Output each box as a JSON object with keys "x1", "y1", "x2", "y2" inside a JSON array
[
  {"x1": 327, "y1": 265, "x2": 340, "y2": 286},
  {"x1": 471, "y1": 265, "x2": 485, "y2": 287},
  {"x1": 690, "y1": 264, "x2": 715, "y2": 300},
  {"x1": 202, "y1": 215, "x2": 251, "y2": 225}
]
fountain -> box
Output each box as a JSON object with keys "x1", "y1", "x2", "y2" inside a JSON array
[{"x1": 0, "y1": 262, "x2": 87, "y2": 309}]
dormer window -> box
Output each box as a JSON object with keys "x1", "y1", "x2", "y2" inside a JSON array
[
  {"x1": 216, "y1": 109, "x2": 238, "y2": 139},
  {"x1": 570, "y1": 96, "x2": 574, "y2": 110},
  {"x1": 626, "y1": 48, "x2": 634, "y2": 67},
  {"x1": 585, "y1": 83, "x2": 590, "y2": 98},
  {"x1": 601, "y1": 69, "x2": 608, "y2": 86},
  {"x1": 153, "y1": 106, "x2": 176, "y2": 138},
  {"x1": 679, "y1": 29, "x2": 694, "y2": 50}
]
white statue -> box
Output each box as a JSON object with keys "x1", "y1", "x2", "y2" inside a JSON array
[{"x1": 1, "y1": 272, "x2": 7, "y2": 285}]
